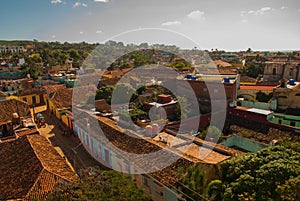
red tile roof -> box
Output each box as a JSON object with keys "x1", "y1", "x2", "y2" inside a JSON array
[
  {"x1": 43, "y1": 84, "x2": 66, "y2": 95},
  {"x1": 214, "y1": 60, "x2": 232, "y2": 68},
  {"x1": 0, "y1": 99, "x2": 31, "y2": 123},
  {"x1": 50, "y1": 88, "x2": 73, "y2": 109},
  {"x1": 0, "y1": 134, "x2": 78, "y2": 200},
  {"x1": 239, "y1": 85, "x2": 275, "y2": 91},
  {"x1": 18, "y1": 87, "x2": 46, "y2": 96}
]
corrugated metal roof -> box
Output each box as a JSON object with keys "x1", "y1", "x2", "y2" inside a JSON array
[{"x1": 247, "y1": 108, "x2": 273, "y2": 115}]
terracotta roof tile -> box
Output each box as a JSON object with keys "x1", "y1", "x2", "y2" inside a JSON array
[
  {"x1": 43, "y1": 84, "x2": 66, "y2": 95},
  {"x1": 214, "y1": 60, "x2": 232, "y2": 68},
  {"x1": 50, "y1": 88, "x2": 73, "y2": 109},
  {"x1": 18, "y1": 87, "x2": 46, "y2": 96},
  {"x1": 0, "y1": 134, "x2": 78, "y2": 200},
  {"x1": 0, "y1": 99, "x2": 31, "y2": 123},
  {"x1": 240, "y1": 85, "x2": 275, "y2": 91}
]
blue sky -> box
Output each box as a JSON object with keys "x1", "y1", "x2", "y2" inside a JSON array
[{"x1": 1, "y1": 0, "x2": 300, "y2": 51}]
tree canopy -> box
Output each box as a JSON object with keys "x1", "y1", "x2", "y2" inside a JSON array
[
  {"x1": 47, "y1": 168, "x2": 150, "y2": 201},
  {"x1": 216, "y1": 146, "x2": 300, "y2": 201}
]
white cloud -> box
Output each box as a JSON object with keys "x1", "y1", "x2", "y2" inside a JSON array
[
  {"x1": 94, "y1": 0, "x2": 109, "y2": 2},
  {"x1": 73, "y1": 2, "x2": 87, "y2": 8},
  {"x1": 51, "y1": 0, "x2": 62, "y2": 4},
  {"x1": 241, "y1": 7, "x2": 274, "y2": 16},
  {"x1": 96, "y1": 30, "x2": 103, "y2": 34},
  {"x1": 280, "y1": 6, "x2": 288, "y2": 10},
  {"x1": 161, "y1": 21, "x2": 181, "y2": 26},
  {"x1": 241, "y1": 19, "x2": 248, "y2": 23},
  {"x1": 52, "y1": 35, "x2": 56, "y2": 39},
  {"x1": 187, "y1": 10, "x2": 205, "y2": 20},
  {"x1": 79, "y1": 31, "x2": 84, "y2": 34}
]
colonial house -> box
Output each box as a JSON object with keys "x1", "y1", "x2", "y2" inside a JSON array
[
  {"x1": 177, "y1": 73, "x2": 239, "y2": 114},
  {"x1": 72, "y1": 109, "x2": 241, "y2": 201},
  {"x1": 273, "y1": 79, "x2": 300, "y2": 112},
  {"x1": 0, "y1": 99, "x2": 32, "y2": 139},
  {"x1": 49, "y1": 88, "x2": 73, "y2": 130},
  {"x1": 0, "y1": 134, "x2": 78, "y2": 200},
  {"x1": 42, "y1": 84, "x2": 67, "y2": 108},
  {"x1": 17, "y1": 87, "x2": 47, "y2": 106},
  {"x1": 238, "y1": 85, "x2": 275, "y2": 100},
  {"x1": 263, "y1": 58, "x2": 300, "y2": 82}
]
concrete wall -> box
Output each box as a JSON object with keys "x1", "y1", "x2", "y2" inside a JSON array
[
  {"x1": 239, "y1": 100, "x2": 272, "y2": 110},
  {"x1": 221, "y1": 135, "x2": 268, "y2": 152}
]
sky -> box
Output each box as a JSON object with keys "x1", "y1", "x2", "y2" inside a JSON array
[{"x1": 1, "y1": 0, "x2": 300, "y2": 51}]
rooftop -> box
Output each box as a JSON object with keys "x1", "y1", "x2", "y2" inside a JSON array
[
  {"x1": 239, "y1": 85, "x2": 275, "y2": 91},
  {"x1": 42, "y1": 84, "x2": 66, "y2": 95},
  {"x1": 74, "y1": 109, "x2": 240, "y2": 187},
  {"x1": 236, "y1": 106, "x2": 273, "y2": 116},
  {"x1": 0, "y1": 134, "x2": 78, "y2": 200},
  {"x1": 214, "y1": 60, "x2": 232, "y2": 68},
  {"x1": 50, "y1": 88, "x2": 73, "y2": 109},
  {"x1": 18, "y1": 87, "x2": 46, "y2": 96},
  {"x1": 0, "y1": 99, "x2": 30, "y2": 124}
]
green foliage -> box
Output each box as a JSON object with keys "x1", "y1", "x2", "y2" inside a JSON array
[
  {"x1": 178, "y1": 165, "x2": 205, "y2": 200},
  {"x1": 95, "y1": 84, "x2": 137, "y2": 105},
  {"x1": 136, "y1": 84, "x2": 146, "y2": 95},
  {"x1": 220, "y1": 146, "x2": 300, "y2": 201},
  {"x1": 197, "y1": 125, "x2": 223, "y2": 143},
  {"x1": 112, "y1": 84, "x2": 137, "y2": 104},
  {"x1": 173, "y1": 96, "x2": 192, "y2": 121},
  {"x1": 95, "y1": 85, "x2": 115, "y2": 104},
  {"x1": 276, "y1": 175, "x2": 300, "y2": 201},
  {"x1": 23, "y1": 65, "x2": 43, "y2": 79},
  {"x1": 242, "y1": 62, "x2": 265, "y2": 79},
  {"x1": 207, "y1": 180, "x2": 225, "y2": 201},
  {"x1": 47, "y1": 168, "x2": 149, "y2": 201},
  {"x1": 256, "y1": 91, "x2": 273, "y2": 103}
]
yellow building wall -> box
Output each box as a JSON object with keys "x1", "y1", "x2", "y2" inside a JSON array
[
  {"x1": 61, "y1": 115, "x2": 69, "y2": 127},
  {"x1": 18, "y1": 94, "x2": 47, "y2": 106},
  {"x1": 48, "y1": 100, "x2": 61, "y2": 120}
]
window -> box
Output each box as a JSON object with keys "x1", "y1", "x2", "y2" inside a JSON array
[
  {"x1": 214, "y1": 89, "x2": 218, "y2": 93},
  {"x1": 203, "y1": 88, "x2": 208, "y2": 92},
  {"x1": 142, "y1": 175, "x2": 150, "y2": 187},
  {"x1": 32, "y1": 96, "x2": 36, "y2": 104},
  {"x1": 290, "y1": 121, "x2": 296, "y2": 127},
  {"x1": 104, "y1": 149, "x2": 110, "y2": 163},
  {"x1": 272, "y1": 68, "x2": 277, "y2": 75},
  {"x1": 98, "y1": 144, "x2": 102, "y2": 159}
]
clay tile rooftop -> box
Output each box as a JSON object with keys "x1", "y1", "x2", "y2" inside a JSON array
[
  {"x1": 0, "y1": 134, "x2": 78, "y2": 200},
  {"x1": 0, "y1": 99, "x2": 31, "y2": 124},
  {"x1": 74, "y1": 109, "x2": 241, "y2": 187},
  {"x1": 50, "y1": 88, "x2": 73, "y2": 109}
]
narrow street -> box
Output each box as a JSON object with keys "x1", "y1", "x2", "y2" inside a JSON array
[{"x1": 34, "y1": 106, "x2": 101, "y2": 173}]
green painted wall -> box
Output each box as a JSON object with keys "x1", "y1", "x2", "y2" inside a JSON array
[{"x1": 221, "y1": 135, "x2": 268, "y2": 152}]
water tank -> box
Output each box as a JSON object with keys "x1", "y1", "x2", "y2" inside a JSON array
[
  {"x1": 224, "y1": 77, "x2": 230, "y2": 83},
  {"x1": 186, "y1": 74, "x2": 192, "y2": 79},
  {"x1": 145, "y1": 125, "x2": 152, "y2": 137},
  {"x1": 289, "y1": 79, "x2": 295, "y2": 85},
  {"x1": 152, "y1": 124, "x2": 159, "y2": 136},
  {"x1": 191, "y1": 76, "x2": 197, "y2": 80}
]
